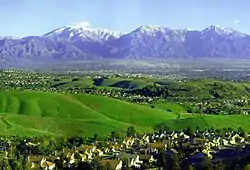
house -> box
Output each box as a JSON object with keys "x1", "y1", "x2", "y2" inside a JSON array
[
  {"x1": 138, "y1": 146, "x2": 151, "y2": 155},
  {"x1": 202, "y1": 148, "x2": 215, "y2": 159},
  {"x1": 131, "y1": 155, "x2": 143, "y2": 168},
  {"x1": 26, "y1": 141, "x2": 41, "y2": 147},
  {"x1": 222, "y1": 139, "x2": 229, "y2": 146},
  {"x1": 180, "y1": 132, "x2": 190, "y2": 139},
  {"x1": 78, "y1": 153, "x2": 87, "y2": 162},
  {"x1": 28, "y1": 156, "x2": 43, "y2": 169},
  {"x1": 139, "y1": 154, "x2": 157, "y2": 164},
  {"x1": 142, "y1": 134, "x2": 150, "y2": 143},
  {"x1": 83, "y1": 150, "x2": 93, "y2": 161},
  {"x1": 123, "y1": 138, "x2": 135, "y2": 148},
  {"x1": 148, "y1": 142, "x2": 165, "y2": 151},
  {"x1": 231, "y1": 134, "x2": 245, "y2": 144},
  {"x1": 191, "y1": 138, "x2": 208, "y2": 145},
  {"x1": 95, "y1": 149, "x2": 104, "y2": 156},
  {"x1": 66, "y1": 151, "x2": 75, "y2": 164},
  {"x1": 119, "y1": 153, "x2": 143, "y2": 168},
  {"x1": 28, "y1": 156, "x2": 56, "y2": 170},
  {"x1": 40, "y1": 158, "x2": 56, "y2": 170},
  {"x1": 165, "y1": 148, "x2": 178, "y2": 157},
  {"x1": 171, "y1": 132, "x2": 178, "y2": 139},
  {"x1": 212, "y1": 137, "x2": 221, "y2": 146}
]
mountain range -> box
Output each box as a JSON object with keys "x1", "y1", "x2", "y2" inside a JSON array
[{"x1": 1, "y1": 24, "x2": 250, "y2": 64}]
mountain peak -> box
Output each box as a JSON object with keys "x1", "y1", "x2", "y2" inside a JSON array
[
  {"x1": 203, "y1": 25, "x2": 238, "y2": 34},
  {"x1": 201, "y1": 25, "x2": 247, "y2": 38},
  {"x1": 1, "y1": 23, "x2": 250, "y2": 62},
  {"x1": 43, "y1": 22, "x2": 123, "y2": 41},
  {"x1": 138, "y1": 25, "x2": 162, "y2": 30},
  {"x1": 132, "y1": 25, "x2": 169, "y2": 34}
]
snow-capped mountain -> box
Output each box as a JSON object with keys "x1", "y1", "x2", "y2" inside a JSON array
[
  {"x1": 1, "y1": 24, "x2": 250, "y2": 64},
  {"x1": 201, "y1": 25, "x2": 247, "y2": 38},
  {"x1": 44, "y1": 23, "x2": 123, "y2": 42}
]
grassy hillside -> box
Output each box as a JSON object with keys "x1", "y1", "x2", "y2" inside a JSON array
[
  {"x1": 49, "y1": 77, "x2": 250, "y2": 100},
  {"x1": 94, "y1": 78, "x2": 151, "y2": 89},
  {"x1": 151, "y1": 102, "x2": 189, "y2": 114},
  {"x1": 51, "y1": 77, "x2": 152, "y2": 90},
  {"x1": 161, "y1": 115, "x2": 250, "y2": 132},
  {"x1": 0, "y1": 91, "x2": 250, "y2": 137},
  {"x1": 0, "y1": 91, "x2": 177, "y2": 137}
]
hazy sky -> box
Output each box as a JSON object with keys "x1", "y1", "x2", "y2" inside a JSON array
[{"x1": 1, "y1": 0, "x2": 249, "y2": 37}]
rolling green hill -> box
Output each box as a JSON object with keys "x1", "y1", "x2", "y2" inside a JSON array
[
  {"x1": 159, "y1": 114, "x2": 250, "y2": 132},
  {"x1": 50, "y1": 77, "x2": 152, "y2": 90},
  {"x1": 49, "y1": 77, "x2": 250, "y2": 100},
  {"x1": 0, "y1": 91, "x2": 177, "y2": 137},
  {"x1": 0, "y1": 91, "x2": 249, "y2": 137}
]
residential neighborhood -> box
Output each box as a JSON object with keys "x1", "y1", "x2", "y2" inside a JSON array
[
  {"x1": 1, "y1": 126, "x2": 250, "y2": 170},
  {"x1": 1, "y1": 70, "x2": 250, "y2": 169}
]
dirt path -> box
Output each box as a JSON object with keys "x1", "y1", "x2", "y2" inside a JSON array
[{"x1": 0, "y1": 116, "x2": 11, "y2": 129}]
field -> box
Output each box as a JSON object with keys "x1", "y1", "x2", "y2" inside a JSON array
[{"x1": 0, "y1": 90, "x2": 249, "y2": 137}]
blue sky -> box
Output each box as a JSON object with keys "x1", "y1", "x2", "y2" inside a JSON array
[{"x1": 1, "y1": 0, "x2": 249, "y2": 37}]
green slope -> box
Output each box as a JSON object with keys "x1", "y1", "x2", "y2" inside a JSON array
[
  {"x1": 51, "y1": 77, "x2": 151, "y2": 90},
  {"x1": 162, "y1": 115, "x2": 250, "y2": 132},
  {"x1": 0, "y1": 91, "x2": 108, "y2": 119},
  {"x1": 0, "y1": 91, "x2": 177, "y2": 137},
  {"x1": 0, "y1": 91, "x2": 250, "y2": 137},
  {"x1": 99, "y1": 78, "x2": 150, "y2": 89},
  {"x1": 72, "y1": 94, "x2": 178, "y2": 126}
]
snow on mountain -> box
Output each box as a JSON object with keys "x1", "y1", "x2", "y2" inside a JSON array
[
  {"x1": 202, "y1": 25, "x2": 247, "y2": 37},
  {"x1": 126, "y1": 25, "x2": 187, "y2": 44},
  {"x1": 132, "y1": 25, "x2": 167, "y2": 33},
  {"x1": 43, "y1": 23, "x2": 247, "y2": 43},
  {"x1": 44, "y1": 22, "x2": 123, "y2": 42},
  {"x1": 1, "y1": 24, "x2": 250, "y2": 63}
]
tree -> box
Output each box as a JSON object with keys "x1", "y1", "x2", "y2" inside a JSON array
[
  {"x1": 201, "y1": 156, "x2": 213, "y2": 170},
  {"x1": 244, "y1": 164, "x2": 250, "y2": 170},
  {"x1": 97, "y1": 164, "x2": 108, "y2": 170},
  {"x1": 110, "y1": 131, "x2": 120, "y2": 141},
  {"x1": 209, "y1": 127, "x2": 215, "y2": 133},
  {"x1": 187, "y1": 165, "x2": 195, "y2": 170},
  {"x1": 238, "y1": 127, "x2": 245, "y2": 138},
  {"x1": 196, "y1": 126, "x2": 200, "y2": 132},
  {"x1": 127, "y1": 126, "x2": 136, "y2": 137},
  {"x1": 68, "y1": 136, "x2": 83, "y2": 147},
  {"x1": 171, "y1": 153, "x2": 182, "y2": 170},
  {"x1": 76, "y1": 162, "x2": 93, "y2": 170},
  {"x1": 164, "y1": 126, "x2": 171, "y2": 133},
  {"x1": 0, "y1": 157, "x2": 10, "y2": 170},
  {"x1": 186, "y1": 127, "x2": 193, "y2": 136},
  {"x1": 213, "y1": 160, "x2": 225, "y2": 170},
  {"x1": 157, "y1": 149, "x2": 167, "y2": 169},
  {"x1": 93, "y1": 133, "x2": 98, "y2": 141},
  {"x1": 228, "y1": 127, "x2": 233, "y2": 132}
]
